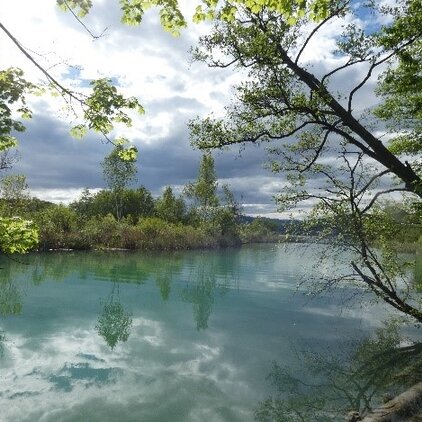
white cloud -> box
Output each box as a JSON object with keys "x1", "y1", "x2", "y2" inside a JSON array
[
  {"x1": 0, "y1": 1, "x2": 394, "y2": 216},
  {"x1": 29, "y1": 187, "x2": 101, "y2": 204}
]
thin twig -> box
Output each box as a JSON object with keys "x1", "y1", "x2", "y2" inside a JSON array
[{"x1": 62, "y1": 0, "x2": 108, "y2": 40}]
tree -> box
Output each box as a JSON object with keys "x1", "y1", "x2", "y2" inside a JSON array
[
  {"x1": 0, "y1": 149, "x2": 19, "y2": 172},
  {"x1": 182, "y1": 1, "x2": 422, "y2": 323},
  {"x1": 0, "y1": 174, "x2": 37, "y2": 255},
  {"x1": 71, "y1": 187, "x2": 154, "y2": 221},
  {"x1": 102, "y1": 143, "x2": 137, "y2": 220},
  {"x1": 69, "y1": 188, "x2": 93, "y2": 219},
  {"x1": 374, "y1": 2, "x2": 422, "y2": 159},
  {"x1": 155, "y1": 186, "x2": 186, "y2": 223},
  {"x1": 215, "y1": 183, "x2": 241, "y2": 238},
  {"x1": 53, "y1": 0, "x2": 333, "y2": 35},
  {"x1": 0, "y1": 67, "x2": 35, "y2": 152},
  {"x1": 121, "y1": 187, "x2": 155, "y2": 221},
  {"x1": 184, "y1": 153, "x2": 219, "y2": 221},
  {"x1": 189, "y1": 1, "x2": 420, "y2": 194},
  {"x1": 0, "y1": 174, "x2": 30, "y2": 216}
]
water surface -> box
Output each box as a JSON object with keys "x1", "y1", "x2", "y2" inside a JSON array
[{"x1": 0, "y1": 244, "x2": 417, "y2": 421}]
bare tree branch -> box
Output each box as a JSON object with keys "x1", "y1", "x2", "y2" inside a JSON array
[
  {"x1": 0, "y1": 22, "x2": 82, "y2": 102},
  {"x1": 361, "y1": 188, "x2": 409, "y2": 214},
  {"x1": 295, "y1": 3, "x2": 348, "y2": 65},
  {"x1": 347, "y1": 35, "x2": 421, "y2": 112},
  {"x1": 62, "y1": 0, "x2": 108, "y2": 40}
]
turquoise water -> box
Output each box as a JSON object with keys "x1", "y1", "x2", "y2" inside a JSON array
[{"x1": 0, "y1": 244, "x2": 418, "y2": 421}]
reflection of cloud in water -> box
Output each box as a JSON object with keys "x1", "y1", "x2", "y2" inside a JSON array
[
  {"x1": 132, "y1": 317, "x2": 164, "y2": 347},
  {"x1": 303, "y1": 302, "x2": 394, "y2": 328},
  {"x1": 48, "y1": 363, "x2": 120, "y2": 392},
  {"x1": 0, "y1": 319, "x2": 253, "y2": 422}
]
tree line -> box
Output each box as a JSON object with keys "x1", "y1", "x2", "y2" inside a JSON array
[{"x1": 0, "y1": 151, "x2": 281, "y2": 251}]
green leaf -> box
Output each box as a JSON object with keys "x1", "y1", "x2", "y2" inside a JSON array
[
  {"x1": 0, "y1": 217, "x2": 39, "y2": 254},
  {"x1": 118, "y1": 145, "x2": 138, "y2": 161},
  {"x1": 70, "y1": 124, "x2": 88, "y2": 139}
]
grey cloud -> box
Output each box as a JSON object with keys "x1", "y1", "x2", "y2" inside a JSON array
[
  {"x1": 12, "y1": 114, "x2": 108, "y2": 190},
  {"x1": 11, "y1": 110, "x2": 286, "y2": 215},
  {"x1": 145, "y1": 95, "x2": 206, "y2": 114},
  {"x1": 9, "y1": 2, "x2": 392, "y2": 217}
]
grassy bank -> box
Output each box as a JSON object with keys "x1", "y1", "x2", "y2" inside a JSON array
[{"x1": 36, "y1": 215, "x2": 246, "y2": 251}]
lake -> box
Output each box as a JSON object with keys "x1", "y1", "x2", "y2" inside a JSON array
[{"x1": 0, "y1": 244, "x2": 419, "y2": 421}]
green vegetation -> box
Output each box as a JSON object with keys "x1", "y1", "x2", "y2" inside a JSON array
[
  {"x1": 0, "y1": 154, "x2": 280, "y2": 252},
  {"x1": 101, "y1": 143, "x2": 138, "y2": 220},
  {"x1": 239, "y1": 217, "x2": 282, "y2": 244},
  {"x1": 0, "y1": 0, "x2": 420, "y2": 325},
  {"x1": 185, "y1": 1, "x2": 422, "y2": 324}
]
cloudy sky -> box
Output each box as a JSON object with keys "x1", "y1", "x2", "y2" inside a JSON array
[{"x1": 0, "y1": 0, "x2": 389, "y2": 217}]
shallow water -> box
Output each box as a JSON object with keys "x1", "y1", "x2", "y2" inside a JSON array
[{"x1": 0, "y1": 244, "x2": 418, "y2": 421}]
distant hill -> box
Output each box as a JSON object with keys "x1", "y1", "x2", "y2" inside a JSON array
[{"x1": 237, "y1": 215, "x2": 303, "y2": 234}]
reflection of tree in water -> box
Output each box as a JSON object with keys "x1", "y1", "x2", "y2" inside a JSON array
[
  {"x1": 181, "y1": 264, "x2": 230, "y2": 330},
  {"x1": 182, "y1": 274, "x2": 214, "y2": 330},
  {"x1": 156, "y1": 272, "x2": 171, "y2": 301},
  {"x1": 0, "y1": 331, "x2": 6, "y2": 357},
  {"x1": 95, "y1": 283, "x2": 133, "y2": 350},
  {"x1": 0, "y1": 276, "x2": 23, "y2": 357},
  {"x1": 0, "y1": 250, "x2": 238, "y2": 334},
  {"x1": 0, "y1": 279, "x2": 22, "y2": 316},
  {"x1": 153, "y1": 254, "x2": 184, "y2": 301},
  {"x1": 255, "y1": 322, "x2": 422, "y2": 421}
]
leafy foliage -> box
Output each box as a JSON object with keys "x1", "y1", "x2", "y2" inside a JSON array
[
  {"x1": 0, "y1": 217, "x2": 38, "y2": 254},
  {"x1": 184, "y1": 153, "x2": 219, "y2": 219},
  {"x1": 0, "y1": 68, "x2": 35, "y2": 152},
  {"x1": 0, "y1": 174, "x2": 30, "y2": 216},
  {"x1": 375, "y1": 44, "x2": 421, "y2": 153},
  {"x1": 58, "y1": 0, "x2": 333, "y2": 36},
  {"x1": 102, "y1": 143, "x2": 138, "y2": 220},
  {"x1": 184, "y1": 0, "x2": 422, "y2": 322},
  {"x1": 155, "y1": 186, "x2": 186, "y2": 223},
  {"x1": 83, "y1": 79, "x2": 144, "y2": 134}
]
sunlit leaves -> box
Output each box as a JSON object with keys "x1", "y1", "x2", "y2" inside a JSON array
[
  {"x1": 0, "y1": 217, "x2": 39, "y2": 254},
  {"x1": 84, "y1": 78, "x2": 144, "y2": 134},
  {"x1": 0, "y1": 137, "x2": 18, "y2": 152},
  {"x1": 0, "y1": 68, "x2": 36, "y2": 151},
  {"x1": 69, "y1": 124, "x2": 88, "y2": 139},
  {"x1": 120, "y1": 0, "x2": 145, "y2": 25},
  {"x1": 119, "y1": 0, "x2": 187, "y2": 34},
  {"x1": 374, "y1": 0, "x2": 422, "y2": 158},
  {"x1": 192, "y1": 0, "x2": 331, "y2": 26},
  {"x1": 158, "y1": 2, "x2": 186, "y2": 36},
  {"x1": 0, "y1": 68, "x2": 141, "y2": 161},
  {"x1": 59, "y1": 0, "x2": 332, "y2": 34},
  {"x1": 118, "y1": 145, "x2": 138, "y2": 161},
  {"x1": 57, "y1": 0, "x2": 93, "y2": 17}
]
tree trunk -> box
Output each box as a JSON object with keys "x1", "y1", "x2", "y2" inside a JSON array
[{"x1": 275, "y1": 45, "x2": 422, "y2": 198}]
